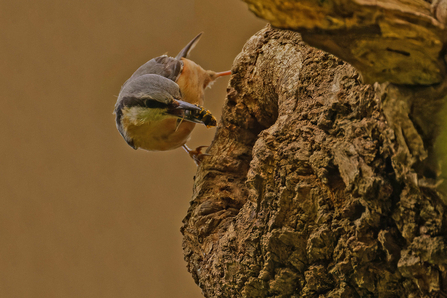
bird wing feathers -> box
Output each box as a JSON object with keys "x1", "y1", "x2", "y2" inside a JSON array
[
  {"x1": 120, "y1": 33, "x2": 203, "y2": 90},
  {"x1": 127, "y1": 56, "x2": 183, "y2": 83}
]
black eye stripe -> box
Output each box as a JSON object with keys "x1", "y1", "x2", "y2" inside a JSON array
[
  {"x1": 118, "y1": 96, "x2": 169, "y2": 110},
  {"x1": 115, "y1": 96, "x2": 168, "y2": 126},
  {"x1": 144, "y1": 99, "x2": 168, "y2": 109}
]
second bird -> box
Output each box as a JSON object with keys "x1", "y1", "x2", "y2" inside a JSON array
[{"x1": 114, "y1": 33, "x2": 231, "y2": 162}]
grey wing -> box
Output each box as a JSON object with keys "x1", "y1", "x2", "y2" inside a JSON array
[
  {"x1": 121, "y1": 32, "x2": 203, "y2": 88},
  {"x1": 128, "y1": 56, "x2": 183, "y2": 83}
]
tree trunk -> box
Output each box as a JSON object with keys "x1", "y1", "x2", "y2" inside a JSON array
[
  {"x1": 181, "y1": 3, "x2": 447, "y2": 296},
  {"x1": 242, "y1": 0, "x2": 447, "y2": 85}
]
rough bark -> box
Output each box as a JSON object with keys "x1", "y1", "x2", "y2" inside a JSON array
[
  {"x1": 181, "y1": 0, "x2": 447, "y2": 295},
  {"x1": 181, "y1": 25, "x2": 447, "y2": 298},
  {"x1": 241, "y1": 0, "x2": 447, "y2": 85}
]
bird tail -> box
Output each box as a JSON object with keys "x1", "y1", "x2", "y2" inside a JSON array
[{"x1": 175, "y1": 32, "x2": 203, "y2": 60}]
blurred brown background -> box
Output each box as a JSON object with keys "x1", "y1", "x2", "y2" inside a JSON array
[{"x1": 0, "y1": 1, "x2": 264, "y2": 297}]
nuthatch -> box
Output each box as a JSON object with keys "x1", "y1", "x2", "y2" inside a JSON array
[{"x1": 114, "y1": 33, "x2": 231, "y2": 163}]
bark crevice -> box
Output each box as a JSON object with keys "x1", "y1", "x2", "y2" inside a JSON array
[{"x1": 182, "y1": 25, "x2": 447, "y2": 297}]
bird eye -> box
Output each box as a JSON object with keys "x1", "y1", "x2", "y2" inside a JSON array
[{"x1": 144, "y1": 99, "x2": 166, "y2": 109}]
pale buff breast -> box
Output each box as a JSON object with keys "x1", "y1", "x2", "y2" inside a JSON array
[{"x1": 120, "y1": 107, "x2": 196, "y2": 151}]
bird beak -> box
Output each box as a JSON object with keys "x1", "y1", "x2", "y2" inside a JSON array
[
  {"x1": 175, "y1": 100, "x2": 202, "y2": 111},
  {"x1": 169, "y1": 100, "x2": 204, "y2": 124},
  {"x1": 170, "y1": 100, "x2": 217, "y2": 127}
]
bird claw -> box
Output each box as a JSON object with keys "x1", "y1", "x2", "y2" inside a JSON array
[{"x1": 182, "y1": 145, "x2": 211, "y2": 165}]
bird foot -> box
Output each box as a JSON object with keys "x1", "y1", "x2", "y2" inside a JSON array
[{"x1": 182, "y1": 145, "x2": 211, "y2": 165}]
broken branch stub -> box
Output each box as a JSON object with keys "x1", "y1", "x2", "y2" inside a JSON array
[{"x1": 242, "y1": 0, "x2": 447, "y2": 85}]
